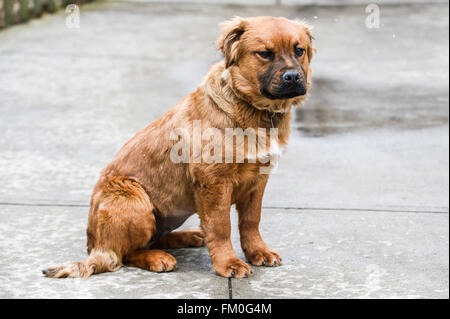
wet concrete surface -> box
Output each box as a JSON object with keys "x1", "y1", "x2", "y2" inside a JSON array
[
  {"x1": 0, "y1": 205, "x2": 228, "y2": 299},
  {"x1": 294, "y1": 3, "x2": 449, "y2": 136},
  {"x1": 0, "y1": 1, "x2": 448, "y2": 298},
  {"x1": 1, "y1": 205, "x2": 447, "y2": 299}
]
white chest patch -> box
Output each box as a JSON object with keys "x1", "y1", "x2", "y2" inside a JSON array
[
  {"x1": 257, "y1": 139, "x2": 287, "y2": 162},
  {"x1": 246, "y1": 139, "x2": 288, "y2": 174}
]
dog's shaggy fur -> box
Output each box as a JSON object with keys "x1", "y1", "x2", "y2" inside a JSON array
[{"x1": 43, "y1": 16, "x2": 314, "y2": 279}]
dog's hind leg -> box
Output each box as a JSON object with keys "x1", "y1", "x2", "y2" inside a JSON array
[
  {"x1": 152, "y1": 230, "x2": 205, "y2": 249},
  {"x1": 43, "y1": 177, "x2": 157, "y2": 279},
  {"x1": 123, "y1": 249, "x2": 177, "y2": 272}
]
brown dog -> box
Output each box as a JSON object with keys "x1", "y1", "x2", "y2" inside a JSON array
[{"x1": 43, "y1": 16, "x2": 314, "y2": 279}]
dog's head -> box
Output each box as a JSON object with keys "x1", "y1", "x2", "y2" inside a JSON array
[{"x1": 217, "y1": 16, "x2": 314, "y2": 112}]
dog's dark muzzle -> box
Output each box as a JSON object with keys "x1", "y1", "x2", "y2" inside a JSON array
[{"x1": 261, "y1": 70, "x2": 307, "y2": 100}]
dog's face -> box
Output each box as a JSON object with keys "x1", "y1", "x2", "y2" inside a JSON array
[{"x1": 217, "y1": 17, "x2": 314, "y2": 112}]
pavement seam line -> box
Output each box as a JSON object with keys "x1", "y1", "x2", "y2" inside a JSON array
[
  {"x1": 263, "y1": 206, "x2": 450, "y2": 214},
  {"x1": 0, "y1": 51, "x2": 175, "y2": 61},
  {"x1": 0, "y1": 202, "x2": 90, "y2": 208},
  {"x1": 0, "y1": 202, "x2": 448, "y2": 214},
  {"x1": 228, "y1": 278, "x2": 233, "y2": 300}
]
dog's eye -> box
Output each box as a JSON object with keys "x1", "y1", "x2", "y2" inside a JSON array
[
  {"x1": 295, "y1": 47, "x2": 305, "y2": 58},
  {"x1": 256, "y1": 51, "x2": 274, "y2": 61}
]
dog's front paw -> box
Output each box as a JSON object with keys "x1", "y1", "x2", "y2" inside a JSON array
[
  {"x1": 245, "y1": 248, "x2": 282, "y2": 267},
  {"x1": 213, "y1": 257, "x2": 252, "y2": 278}
]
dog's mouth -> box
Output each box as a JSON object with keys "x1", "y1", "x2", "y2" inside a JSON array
[
  {"x1": 261, "y1": 85, "x2": 307, "y2": 100},
  {"x1": 261, "y1": 88, "x2": 281, "y2": 100}
]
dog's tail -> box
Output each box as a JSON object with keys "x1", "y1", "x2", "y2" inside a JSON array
[{"x1": 42, "y1": 250, "x2": 121, "y2": 279}]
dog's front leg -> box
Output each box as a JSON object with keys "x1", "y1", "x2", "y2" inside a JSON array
[
  {"x1": 236, "y1": 176, "x2": 282, "y2": 267},
  {"x1": 196, "y1": 182, "x2": 252, "y2": 278}
]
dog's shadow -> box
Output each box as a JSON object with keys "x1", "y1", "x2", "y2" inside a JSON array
[{"x1": 169, "y1": 248, "x2": 213, "y2": 273}]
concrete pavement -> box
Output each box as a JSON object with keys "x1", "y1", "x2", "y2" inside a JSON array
[{"x1": 0, "y1": 1, "x2": 448, "y2": 298}]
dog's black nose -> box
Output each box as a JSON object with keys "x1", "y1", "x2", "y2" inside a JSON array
[{"x1": 282, "y1": 70, "x2": 302, "y2": 84}]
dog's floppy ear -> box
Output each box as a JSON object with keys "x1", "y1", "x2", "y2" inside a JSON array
[
  {"x1": 216, "y1": 17, "x2": 247, "y2": 68},
  {"x1": 292, "y1": 20, "x2": 315, "y2": 62},
  {"x1": 305, "y1": 25, "x2": 316, "y2": 62}
]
